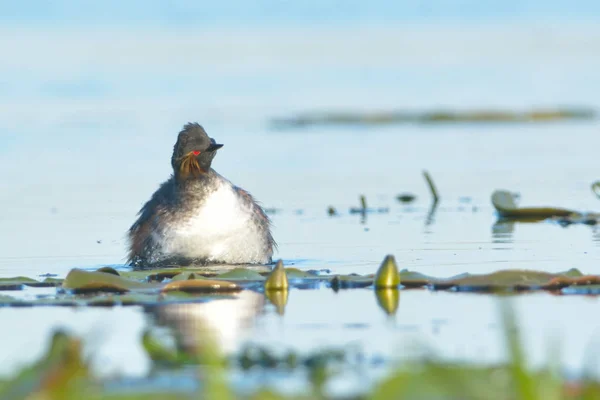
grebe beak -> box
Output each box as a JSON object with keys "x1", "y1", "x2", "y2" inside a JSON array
[{"x1": 206, "y1": 143, "x2": 224, "y2": 152}]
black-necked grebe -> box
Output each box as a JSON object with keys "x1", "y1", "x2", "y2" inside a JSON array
[{"x1": 127, "y1": 123, "x2": 275, "y2": 267}]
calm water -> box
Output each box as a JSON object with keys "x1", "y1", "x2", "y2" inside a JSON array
[{"x1": 1, "y1": 3, "x2": 600, "y2": 390}]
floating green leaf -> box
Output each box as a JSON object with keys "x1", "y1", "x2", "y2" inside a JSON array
[
  {"x1": 96, "y1": 266, "x2": 120, "y2": 276},
  {"x1": 431, "y1": 269, "x2": 588, "y2": 291},
  {"x1": 170, "y1": 272, "x2": 204, "y2": 281},
  {"x1": 284, "y1": 268, "x2": 319, "y2": 279},
  {"x1": 161, "y1": 279, "x2": 240, "y2": 293},
  {"x1": 0, "y1": 276, "x2": 38, "y2": 283},
  {"x1": 491, "y1": 190, "x2": 577, "y2": 220},
  {"x1": 0, "y1": 295, "x2": 20, "y2": 305},
  {"x1": 217, "y1": 268, "x2": 266, "y2": 281},
  {"x1": 329, "y1": 274, "x2": 373, "y2": 290},
  {"x1": 62, "y1": 269, "x2": 155, "y2": 293}
]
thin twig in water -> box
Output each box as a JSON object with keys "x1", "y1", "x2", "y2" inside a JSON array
[{"x1": 423, "y1": 170, "x2": 440, "y2": 204}]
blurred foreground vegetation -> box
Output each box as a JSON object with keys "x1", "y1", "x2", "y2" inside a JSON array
[{"x1": 1, "y1": 302, "x2": 599, "y2": 400}]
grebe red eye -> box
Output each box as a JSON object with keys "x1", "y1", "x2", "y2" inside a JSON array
[{"x1": 192, "y1": 150, "x2": 200, "y2": 156}]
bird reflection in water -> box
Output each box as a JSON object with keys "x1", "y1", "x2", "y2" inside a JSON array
[{"x1": 145, "y1": 290, "x2": 265, "y2": 355}]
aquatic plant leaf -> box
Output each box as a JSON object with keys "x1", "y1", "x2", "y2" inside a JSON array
[
  {"x1": 500, "y1": 301, "x2": 537, "y2": 399},
  {"x1": 142, "y1": 331, "x2": 190, "y2": 366},
  {"x1": 0, "y1": 276, "x2": 38, "y2": 283},
  {"x1": 120, "y1": 268, "x2": 189, "y2": 282},
  {"x1": 0, "y1": 330, "x2": 92, "y2": 399},
  {"x1": 85, "y1": 294, "x2": 161, "y2": 307},
  {"x1": 398, "y1": 270, "x2": 469, "y2": 287},
  {"x1": 329, "y1": 274, "x2": 374, "y2": 290},
  {"x1": 42, "y1": 277, "x2": 64, "y2": 285},
  {"x1": 62, "y1": 268, "x2": 155, "y2": 293},
  {"x1": 161, "y1": 279, "x2": 240, "y2": 293},
  {"x1": 431, "y1": 269, "x2": 592, "y2": 291},
  {"x1": 0, "y1": 295, "x2": 20, "y2": 305},
  {"x1": 0, "y1": 276, "x2": 59, "y2": 289},
  {"x1": 264, "y1": 260, "x2": 289, "y2": 290},
  {"x1": 374, "y1": 255, "x2": 401, "y2": 289},
  {"x1": 492, "y1": 190, "x2": 577, "y2": 220},
  {"x1": 284, "y1": 268, "x2": 320, "y2": 279},
  {"x1": 170, "y1": 272, "x2": 204, "y2": 281},
  {"x1": 95, "y1": 266, "x2": 120, "y2": 276},
  {"x1": 217, "y1": 268, "x2": 266, "y2": 281}
]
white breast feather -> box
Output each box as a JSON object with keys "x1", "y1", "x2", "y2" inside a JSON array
[{"x1": 158, "y1": 180, "x2": 267, "y2": 263}]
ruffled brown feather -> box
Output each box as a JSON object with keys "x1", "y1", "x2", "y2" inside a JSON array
[{"x1": 178, "y1": 152, "x2": 205, "y2": 179}]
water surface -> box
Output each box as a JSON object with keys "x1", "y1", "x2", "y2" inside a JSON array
[{"x1": 1, "y1": 9, "x2": 599, "y2": 389}]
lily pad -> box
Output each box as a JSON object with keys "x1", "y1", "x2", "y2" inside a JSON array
[
  {"x1": 399, "y1": 270, "x2": 471, "y2": 285},
  {"x1": 0, "y1": 295, "x2": 21, "y2": 305},
  {"x1": 431, "y1": 269, "x2": 587, "y2": 291},
  {"x1": 42, "y1": 277, "x2": 64, "y2": 285},
  {"x1": 121, "y1": 268, "x2": 189, "y2": 282},
  {"x1": 541, "y1": 275, "x2": 600, "y2": 291},
  {"x1": 329, "y1": 274, "x2": 374, "y2": 290},
  {"x1": 85, "y1": 293, "x2": 161, "y2": 307},
  {"x1": 170, "y1": 272, "x2": 205, "y2": 281},
  {"x1": 491, "y1": 190, "x2": 577, "y2": 220},
  {"x1": 284, "y1": 268, "x2": 320, "y2": 279},
  {"x1": 62, "y1": 269, "x2": 156, "y2": 293},
  {"x1": 217, "y1": 268, "x2": 266, "y2": 281},
  {"x1": 0, "y1": 276, "x2": 38, "y2": 283},
  {"x1": 96, "y1": 266, "x2": 120, "y2": 276},
  {"x1": 0, "y1": 276, "x2": 59, "y2": 288},
  {"x1": 161, "y1": 279, "x2": 240, "y2": 293}
]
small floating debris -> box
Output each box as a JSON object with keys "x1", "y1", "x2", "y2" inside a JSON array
[
  {"x1": 327, "y1": 206, "x2": 337, "y2": 216},
  {"x1": 374, "y1": 255, "x2": 401, "y2": 289},
  {"x1": 271, "y1": 107, "x2": 597, "y2": 128},
  {"x1": 396, "y1": 193, "x2": 416, "y2": 203},
  {"x1": 349, "y1": 195, "x2": 389, "y2": 215}
]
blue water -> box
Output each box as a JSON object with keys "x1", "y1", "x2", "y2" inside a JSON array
[
  {"x1": 1, "y1": 2, "x2": 600, "y2": 392},
  {"x1": 2, "y1": 0, "x2": 600, "y2": 26}
]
